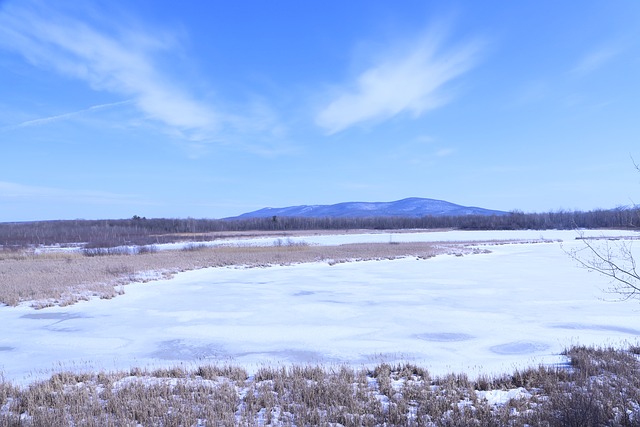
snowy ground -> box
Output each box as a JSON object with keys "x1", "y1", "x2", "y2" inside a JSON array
[
  {"x1": 1, "y1": 229, "x2": 639, "y2": 384},
  {"x1": 37, "y1": 228, "x2": 637, "y2": 252}
]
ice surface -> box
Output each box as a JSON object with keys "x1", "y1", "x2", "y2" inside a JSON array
[
  {"x1": 416, "y1": 333, "x2": 475, "y2": 342},
  {"x1": 1, "y1": 229, "x2": 639, "y2": 384},
  {"x1": 489, "y1": 341, "x2": 550, "y2": 355},
  {"x1": 157, "y1": 228, "x2": 638, "y2": 249},
  {"x1": 34, "y1": 228, "x2": 638, "y2": 253}
]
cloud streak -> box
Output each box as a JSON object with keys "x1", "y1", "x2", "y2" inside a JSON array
[
  {"x1": 0, "y1": 1, "x2": 217, "y2": 140},
  {"x1": 0, "y1": 181, "x2": 141, "y2": 206},
  {"x1": 7, "y1": 100, "x2": 134, "y2": 129},
  {"x1": 570, "y1": 43, "x2": 623, "y2": 76},
  {"x1": 316, "y1": 25, "x2": 482, "y2": 134}
]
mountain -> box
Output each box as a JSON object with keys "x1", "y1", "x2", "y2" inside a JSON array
[{"x1": 230, "y1": 198, "x2": 507, "y2": 219}]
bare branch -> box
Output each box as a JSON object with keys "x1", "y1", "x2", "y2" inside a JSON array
[{"x1": 567, "y1": 232, "x2": 640, "y2": 301}]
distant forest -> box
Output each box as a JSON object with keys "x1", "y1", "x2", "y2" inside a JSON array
[{"x1": 1, "y1": 208, "x2": 638, "y2": 248}]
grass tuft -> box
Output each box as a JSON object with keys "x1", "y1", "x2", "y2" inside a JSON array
[{"x1": 2, "y1": 345, "x2": 637, "y2": 425}]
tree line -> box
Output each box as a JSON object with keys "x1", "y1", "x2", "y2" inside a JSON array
[{"x1": 0, "y1": 207, "x2": 638, "y2": 249}]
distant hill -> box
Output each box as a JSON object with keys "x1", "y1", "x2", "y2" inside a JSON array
[{"x1": 229, "y1": 197, "x2": 508, "y2": 219}]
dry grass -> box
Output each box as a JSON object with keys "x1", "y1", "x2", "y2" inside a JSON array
[
  {"x1": 0, "y1": 241, "x2": 462, "y2": 308},
  {"x1": 151, "y1": 227, "x2": 454, "y2": 241},
  {"x1": 1, "y1": 345, "x2": 638, "y2": 426}
]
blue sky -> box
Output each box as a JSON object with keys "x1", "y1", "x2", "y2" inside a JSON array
[{"x1": 1, "y1": 0, "x2": 639, "y2": 221}]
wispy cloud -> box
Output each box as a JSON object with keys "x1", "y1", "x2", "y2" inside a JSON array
[
  {"x1": 435, "y1": 148, "x2": 455, "y2": 157},
  {"x1": 0, "y1": 1, "x2": 217, "y2": 141},
  {"x1": 571, "y1": 44, "x2": 622, "y2": 75},
  {"x1": 316, "y1": 24, "x2": 483, "y2": 134},
  {"x1": 6, "y1": 100, "x2": 133, "y2": 130},
  {"x1": 0, "y1": 181, "x2": 141, "y2": 205}
]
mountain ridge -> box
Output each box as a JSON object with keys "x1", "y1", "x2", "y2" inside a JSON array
[{"x1": 229, "y1": 197, "x2": 507, "y2": 219}]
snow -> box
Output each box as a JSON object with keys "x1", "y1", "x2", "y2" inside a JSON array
[
  {"x1": 476, "y1": 387, "x2": 532, "y2": 406},
  {"x1": 32, "y1": 228, "x2": 637, "y2": 253},
  {"x1": 1, "y1": 229, "x2": 639, "y2": 385},
  {"x1": 166, "y1": 228, "x2": 637, "y2": 248}
]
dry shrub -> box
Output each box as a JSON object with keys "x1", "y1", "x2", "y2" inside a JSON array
[
  {"x1": 564, "y1": 345, "x2": 638, "y2": 379},
  {"x1": 0, "y1": 346, "x2": 639, "y2": 425},
  {"x1": 522, "y1": 345, "x2": 640, "y2": 426},
  {"x1": 0, "y1": 374, "x2": 16, "y2": 407},
  {"x1": 149, "y1": 366, "x2": 188, "y2": 379},
  {"x1": 195, "y1": 364, "x2": 247, "y2": 382}
]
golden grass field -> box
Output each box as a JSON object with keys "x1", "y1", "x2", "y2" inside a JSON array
[{"x1": 0, "y1": 241, "x2": 468, "y2": 308}]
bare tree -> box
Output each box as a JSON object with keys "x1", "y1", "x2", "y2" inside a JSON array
[
  {"x1": 568, "y1": 233, "x2": 640, "y2": 300},
  {"x1": 567, "y1": 160, "x2": 640, "y2": 301}
]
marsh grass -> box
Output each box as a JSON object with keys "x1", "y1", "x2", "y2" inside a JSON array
[
  {"x1": 0, "y1": 242, "x2": 455, "y2": 308},
  {"x1": 1, "y1": 345, "x2": 638, "y2": 426}
]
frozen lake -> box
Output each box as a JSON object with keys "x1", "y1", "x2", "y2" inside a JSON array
[{"x1": 1, "y1": 229, "x2": 639, "y2": 384}]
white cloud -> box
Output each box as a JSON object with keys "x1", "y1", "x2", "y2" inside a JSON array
[
  {"x1": 0, "y1": 181, "x2": 141, "y2": 205},
  {"x1": 316, "y1": 25, "x2": 482, "y2": 134},
  {"x1": 571, "y1": 44, "x2": 622, "y2": 75},
  {"x1": 0, "y1": 1, "x2": 217, "y2": 140}
]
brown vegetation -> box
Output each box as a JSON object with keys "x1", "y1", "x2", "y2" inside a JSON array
[
  {"x1": 1, "y1": 207, "x2": 638, "y2": 249},
  {"x1": 0, "y1": 345, "x2": 638, "y2": 426},
  {"x1": 0, "y1": 241, "x2": 461, "y2": 308}
]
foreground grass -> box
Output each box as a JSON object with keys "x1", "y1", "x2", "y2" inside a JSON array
[
  {"x1": 0, "y1": 345, "x2": 638, "y2": 426},
  {"x1": 0, "y1": 241, "x2": 467, "y2": 308}
]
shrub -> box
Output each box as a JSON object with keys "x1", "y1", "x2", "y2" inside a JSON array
[{"x1": 1, "y1": 346, "x2": 640, "y2": 425}]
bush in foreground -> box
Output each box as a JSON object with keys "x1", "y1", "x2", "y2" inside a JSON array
[{"x1": 0, "y1": 345, "x2": 638, "y2": 426}]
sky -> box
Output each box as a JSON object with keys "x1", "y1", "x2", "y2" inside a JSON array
[{"x1": 1, "y1": 0, "x2": 639, "y2": 221}]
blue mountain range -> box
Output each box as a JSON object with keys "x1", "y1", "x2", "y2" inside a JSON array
[{"x1": 231, "y1": 197, "x2": 507, "y2": 219}]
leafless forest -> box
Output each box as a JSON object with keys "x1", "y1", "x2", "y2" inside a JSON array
[{"x1": 1, "y1": 208, "x2": 638, "y2": 249}]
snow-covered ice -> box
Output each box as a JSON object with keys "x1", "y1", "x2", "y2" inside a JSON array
[
  {"x1": 1, "y1": 229, "x2": 639, "y2": 384},
  {"x1": 155, "y1": 228, "x2": 639, "y2": 249}
]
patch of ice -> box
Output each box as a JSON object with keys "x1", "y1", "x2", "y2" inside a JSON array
[
  {"x1": 548, "y1": 322, "x2": 640, "y2": 335},
  {"x1": 490, "y1": 341, "x2": 549, "y2": 355},
  {"x1": 415, "y1": 333, "x2": 474, "y2": 342}
]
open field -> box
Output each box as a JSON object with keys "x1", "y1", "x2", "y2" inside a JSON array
[
  {"x1": 0, "y1": 241, "x2": 453, "y2": 308},
  {"x1": 0, "y1": 229, "x2": 639, "y2": 381},
  {"x1": 1, "y1": 228, "x2": 640, "y2": 425}
]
